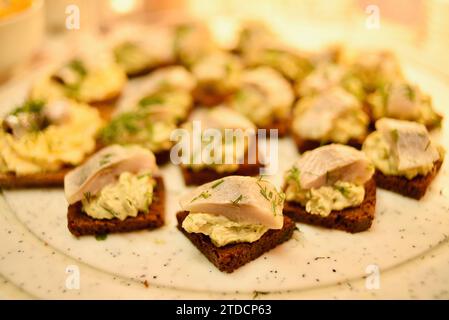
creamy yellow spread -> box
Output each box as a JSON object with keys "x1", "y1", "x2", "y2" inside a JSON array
[
  {"x1": 138, "y1": 90, "x2": 193, "y2": 123},
  {"x1": 31, "y1": 60, "x2": 127, "y2": 103},
  {"x1": 0, "y1": 102, "x2": 103, "y2": 175},
  {"x1": 363, "y1": 131, "x2": 444, "y2": 179},
  {"x1": 82, "y1": 172, "x2": 155, "y2": 221},
  {"x1": 284, "y1": 167, "x2": 365, "y2": 216},
  {"x1": 329, "y1": 109, "x2": 368, "y2": 143},
  {"x1": 182, "y1": 213, "x2": 268, "y2": 247}
]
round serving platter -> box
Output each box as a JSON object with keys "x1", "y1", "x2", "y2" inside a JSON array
[{"x1": 1, "y1": 25, "x2": 449, "y2": 299}]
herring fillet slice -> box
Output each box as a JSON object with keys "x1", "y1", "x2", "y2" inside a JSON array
[
  {"x1": 64, "y1": 145, "x2": 158, "y2": 204},
  {"x1": 179, "y1": 176, "x2": 284, "y2": 229},
  {"x1": 376, "y1": 118, "x2": 440, "y2": 171},
  {"x1": 295, "y1": 144, "x2": 374, "y2": 189}
]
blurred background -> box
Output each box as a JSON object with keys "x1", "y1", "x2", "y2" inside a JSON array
[{"x1": 1, "y1": 0, "x2": 449, "y2": 81}]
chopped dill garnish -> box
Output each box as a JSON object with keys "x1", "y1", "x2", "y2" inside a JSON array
[
  {"x1": 230, "y1": 194, "x2": 243, "y2": 206},
  {"x1": 190, "y1": 191, "x2": 211, "y2": 203},
  {"x1": 95, "y1": 234, "x2": 108, "y2": 241},
  {"x1": 83, "y1": 192, "x2": 92, "y2": 202},
  {"x1": 99, "y1": 153, "x2": 113, "y2": 166},
  {"x1": 391, "y1": 129, "x2": 399, "y2": 143},
  {"x1": 137, "y1": 173, "x2": 152, "y2": 179},
  {"x1": 211, "y1": 179, "x2": 224, "y2": 189},
  {"x1": 257, "y1": 182, "x2": 269, "y2": 201},
  {"x1": 271, "y1": 200, "x2": 277, "y2": 215}
]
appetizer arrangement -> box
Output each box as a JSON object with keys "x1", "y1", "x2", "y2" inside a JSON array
[
  {"x1": 177, "y1": 176, "x2": 295, "y2": 273},
  {"x1": 64, "y1": 145, "x2": 165, "y2": 236},
  {"x1": 0, "y1": 20, "x2": 446, "y2": 274},
  {"x1": 366, "y1": 81, "x2": 443, "y2": 129},
  {"x1": 0, "y1": 99, "x2": 103, "y2": 188},
  {"x1": 363, "y1": 118, "x2": 444, "y2": 199},
  {"x1": 283, "y1": 144, "x2": 376, "y2": 233}
]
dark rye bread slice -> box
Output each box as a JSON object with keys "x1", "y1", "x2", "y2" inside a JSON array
[
  {"x1": 176, "y1": 211, "x2": 295, "y2": 273},
  {"x1": 374, "y1": 160, "x2": 443, "y2": 200},
  {"x1": 67, "y1": 176, "x2": 165, "y2": 237},
  {"x1": 181, "y1": 160, "x2": 263, "y2": 186},
  {"x1": 283, "y1": 179, "x2": 376, "y2": 233},
  {"x1": 291, "y1": 130, "x2": 366, "y2": 153},
  {"x1": 0, "y1": 168, "x2": 72, "y2": 188},
  {"x1": 192, "y1": 86, "x2": 234, "y2": 107},
  {"x1": 154, "y1": 149, "x2": 171, "y2": 166},
  {"x1": 126, "y1": 61, "x2": 174, "y2": 78},
  {"x1": 260, "y1": 117, "x2": 290, "y2": 138}
]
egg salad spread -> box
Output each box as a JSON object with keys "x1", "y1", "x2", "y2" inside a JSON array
[
  {"x1": 82, "y1": 172, "x2": 155, "y2": 221},
  {"x1": 182, "y1": 213, "x2": 268, "y2": 247},
  {"x1": 284, "y1": 166, "x2": 366, "y2": 216}
]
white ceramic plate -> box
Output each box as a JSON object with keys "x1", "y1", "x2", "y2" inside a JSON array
[{"x1": 1, "y1": 26, "x2": 449, "y2": 299}]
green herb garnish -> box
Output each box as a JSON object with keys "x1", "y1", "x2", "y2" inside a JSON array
[
  {"x1": 230, "y1": 194, "x2": 243, "y2": 206},
  {"x1": 335, "y1": 185, "x2": 350, "y2": 197},
  {"x1": 139, "y1": 95, "x2": 164, "y2": 107},
  {"x1": 190, "y1": 191, "x2": 211, "y2": 203},
  {"x1": 271, "y1": 200, "x2": 277, "y2": 215},
  {"x1": 287, "y1": 167, "x2": 300, "y2": 180},
  {"x1": 83, "y1": 192, "x2": 92, "y2": 202},
  {"x1": 95, "y1": 234, "x2": 108, "y2": 241},
  {"x1": 257, "y1": 182, "x2": 270, "y2": 201},
  {"x1": 137, "y1": 173, "x2": 152, "y2": 179},
  {"x1": 10, "y1": 100, "x2": 45, "y2": 116},
  {"x1": 99, "y1": 153, "x2": 113, "y2": 166},
  {"x1": 211, "y1": 179, "x2": 224, "y2": 189},
  {"x1": 391, "y1": 129, "x2": 399, "y2": 143},
  {"x1": 68, "y1": 59, "x2": 87, "y2": 77},
  {"x1": 404, "y1": 84, "x2": 416, "y2": 102},
  {"x1": 100, "y1": 111, "x2": 143, "y2": 143}
]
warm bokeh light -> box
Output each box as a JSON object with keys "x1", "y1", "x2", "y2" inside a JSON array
[
  {"x1": 109, "y1": 0, "x2": 139, "y2": 14},
  {"x1": 0, "y1": 0, "x2": 33, "y2": 19}
]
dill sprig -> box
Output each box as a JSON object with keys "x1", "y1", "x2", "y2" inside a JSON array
[
  {"x1": 211, "y1": 179, "x2": 224, "y2": 189},
  {"x1": 230, "y1": 194, "x2": 243, "y2": 206},
  {"x1": 190, "y1": 191, "x2": 211, "y2": 203}
]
